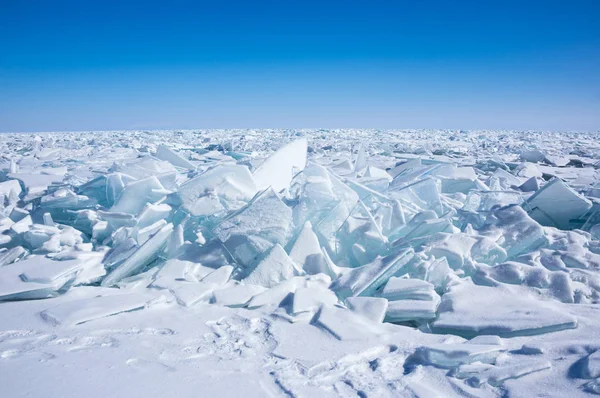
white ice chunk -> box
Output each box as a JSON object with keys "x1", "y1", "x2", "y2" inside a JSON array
[
  {"x1": 214, "y1": 188, "x2": 292, "y2": 268},
  {"x1": 288, "y1": 221, "x2": 328, "y2": 275},
  {"x1": 178, "y1": 164, "x2": 258, "y2": 216},
  {"x1": 314, "y1": 305, "x2": 378, "y2": 340},
  {"x1": 137, "y1": 203, "x2": 172, "y2": 229},
  {"x1": 345, "y1": 296, "x2": 388, "y2": 323},
  {"x1": 102, "y1": 223, "x2": 173, "y2": 286},
  {"x1": 155, "y1": 144, "x2": 196, "y2": 169},
  {"x1": 110, "y1": 176, "x2": 171, "y2": 215},
  {"x1": 244, "y1": 244, "x2": 297, "y2": 288},
  {"x1": 292, "y1": 286, "x2": 338, "y2": 314},
  {"x1": 331, "y1": 248, "x2": 414, "y2": 299}
]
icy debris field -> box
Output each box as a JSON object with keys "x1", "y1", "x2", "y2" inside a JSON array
[{"x1": 1, "y1": 129, "x2": 600, "y2": 397}]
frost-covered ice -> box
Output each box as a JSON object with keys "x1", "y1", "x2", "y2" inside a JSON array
[{"x1": 1, "y1": 129, "x2": 600, "y2": 397}]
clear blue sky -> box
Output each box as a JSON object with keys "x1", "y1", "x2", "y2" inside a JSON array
[{"x1": 1, "y1": 0, "x2": 599, "y2": 132}]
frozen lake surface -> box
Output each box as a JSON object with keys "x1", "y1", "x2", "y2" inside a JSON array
[{"x1": 1, "y1": 129, "x2": 600, "y2": 397}]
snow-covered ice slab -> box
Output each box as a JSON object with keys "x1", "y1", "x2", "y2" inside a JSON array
[
  {"x1": 40, "y1": 293, "x2": 156, "y2": 326},
  {"x1": 431, "y1": 284, "x2": 577, "y2": 338}
]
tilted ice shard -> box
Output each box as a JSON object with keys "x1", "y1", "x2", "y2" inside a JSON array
[
  {"x1": 243, "y1": 244, "x2": 298, "y2": 288},
  {"x1": 178, "y1": 164, "x2": 258, "y2": 216},
  {"x1": 288, "y1": 221, "x2": 328, "y2": 275},
  {"x1": 155, "y1": 144, "x2": 196, "y2": 170},
  {"x1": 331, "y1": 248, "x2": 414, "y2": 299},
  {"x1": 213, "y1": 188, "x2": 292, "y2": 269},
  {"x1": 102, "y1": 223, "x2": 173, "y2": 286},
  {"x1": 110, "y1": 176, "x2": 171, "y2": 215},
  {"x1": 253, "y1": 138, "x2": 307, "y2": 192},
  {"x1": 523, "y1": 178, "x2": 592, "y2": 230}
]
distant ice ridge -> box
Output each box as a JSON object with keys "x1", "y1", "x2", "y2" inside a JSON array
[{"x1": 0, "y1": 129, "x2": 600, "y2": 394}]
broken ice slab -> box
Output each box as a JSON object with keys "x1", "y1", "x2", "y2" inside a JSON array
[
  {"x1": 462, "y1": 190, "x2": 525, "y2": 215},
  {"x1": 213, "y1": 188, "x2": 292, "y2": 268},
  {"x1": 488, "y1": 168, "x2": 523, "y2": 189},
  {"x1": 523, "y1": 178, "x2": 592, "y2": 230},
  {"x1": 425, "y1": 232, "x2": 507, "y2": 269},
  {"x1": 313, "y1": 305, "x2": 382, "y2": 340},
  {"x1": 0, "y1": 180, "x2": 22, "y2": 199},
  {"x1": 388, "y1": 158, "x2": 422, "y2": 178},
  {"x1": 292, "y1": 285, "x2": 338, "y2": 315},
  {"x1": 452, "y1": 358, "x2": 551, "y2": 387},
  {"x1": 385, "y1": 298, "x2": 440, "y2": 322},
  {"x1": 353, "y1": 143, "x2": 368, "y2": 176},
  {"x1": 520, "y1": 149, "x2": 546, "y2": 163},
  {"x1": 0, "y1": 246, "x2": 28, "y2": 266},
  {"x1": 330, "y1": 248, "x2": 414, "y2": 299},
  {"x1": 7, "y1": 172, "x2": 64, "y2": 198},
  {"x1": 40, "y1": 292, "x2": 156, "y2": 326},
  {"x1": 101, "y1": 223, "x2": 173, "y2": 287},
  {"x1": 170, "y1": 282, "x2": 217, "y2": 307},
  {"x1": 517, "y1": 176, "x2": 539, "y2": 193},
  {"x1": 151, "y1": 259, "x2": 215, "y2": 290},
  {"x1": 390, "y1": 178, "x2": 443, "y2": 216},
  {"x1": 432, "y1": 164, "x2": 484, "y2": 194},
  {"x1": 246, "y1": 276, "x2": 312, "y2": 309},
  {"x1": 243, "y1": 244, "x2": 298, "y2": 288},
  {"x1": 0, "y1": 257, "x2": 76, "y2": 301},
  {"x1": 415, "y1": 341, "x2": 505, "y2": 369},
  {"x1": 583, "y1": 350, "x2": 600, "y2": 379},
  {"x1": 39, "y1": 188, "x2": 97, "y2": 210},
  {"x1": 478, "y1": 205, "x2": 546, "y2": 258},
  {"x1": 136, "y1": 203, "x2": 172, "y2": 230},
  {"x1": 154, "y1": 144, "x2": 196, "y2": 170},
  {"x1": 110, "y1": 176, "x2": 171, "y2": 215},
  {"x1": 212, "y1": 283, "x2": 267, "y2": 307},
  {"x1": 253, "y1": 138, "x2": 307, "y2": 192},
  {"x1": 110, "y1": 155, "x2": 178, "y2": 190},
  {"x1": 380, "y1": 277, "x2": 439, "y2": 301},
  {"x1": 345, "y1": 296, "x2": 388, "y2": 323},
  {"x1": 178, "y1": 164, "x2": 258, "y2": 216},
  {"x1": 132, "y1": 219, "x2": 167, "y2": 245},
  {"x1": 430, "y1": 283, "x2": 577, "y2": 338},
  {"x1": 288, "y1": 221, "x2": 329, "y2": 275},
  {"x1": 19, "y1": 255, "x2": 91, "y2": 285},
  {"x1": 337, "y1": 200, "x2": 388, "y2": 266}
]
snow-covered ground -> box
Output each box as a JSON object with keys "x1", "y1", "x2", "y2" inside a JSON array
[{"x1": 1, "y1": 129, "x2": 600, "y2": 397}]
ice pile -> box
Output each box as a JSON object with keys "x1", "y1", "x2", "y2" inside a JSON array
[{"x1": 1, "y1": 129, "x2": 600, "y2": 392}]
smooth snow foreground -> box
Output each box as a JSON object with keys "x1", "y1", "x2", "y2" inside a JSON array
[{"x1": 1, "y1": 129, "x2": 600, "y2": 397}]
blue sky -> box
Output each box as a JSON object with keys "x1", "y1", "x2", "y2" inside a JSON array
[{"x1": 1, "y1": 0, "x2": 599, "y2": 132}]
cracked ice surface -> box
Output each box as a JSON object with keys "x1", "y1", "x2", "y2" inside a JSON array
[{"x1": 1, "y1": 129, "x2": 600, "y2": 397}]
